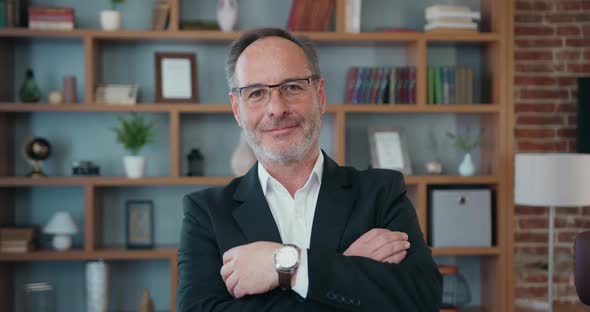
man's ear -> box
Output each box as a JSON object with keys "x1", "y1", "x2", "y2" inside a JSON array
[{"x1": 230, "y1": 92, "x2": 243, "y2": 128}]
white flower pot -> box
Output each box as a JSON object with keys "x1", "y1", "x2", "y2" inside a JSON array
[
  {"x1": 458, "y1": 153, "x2": 476, "y2": 176},
  {"x1": 217, "y1": 0, "x2": 238, "y2": 32},
  {"x1": 100, "y1": 10, "x2": 121, "y2": 31},
  {"x1": 124, "y1": 155, "x2": 146, "y2": 179}
]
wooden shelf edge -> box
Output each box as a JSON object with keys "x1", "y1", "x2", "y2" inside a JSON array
[
  {"x1": 0, "y1": 247, "x2": 178, "y2": 261},
  {"x1": 0, "y1": 28, "x2": 501, "y2": 43},
  {"x1": 431, "y1": 247, "x2": 500, "y2": 256},
  {"x1": 405, "y1": 175, "x2": 499, "y2": 185},
  {"x1": 0, "y1": 176, "x2": 234, "y2": 187},
  {"x1": 0, "y1": 103, "x2": 500, "y2": 114}
]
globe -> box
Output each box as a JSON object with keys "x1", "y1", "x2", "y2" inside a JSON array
[{"x1": 25, "y1": 137, "x2": 51, "y2": 161}]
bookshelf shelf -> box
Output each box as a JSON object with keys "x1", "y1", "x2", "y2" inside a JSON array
[
  {"x1": 0, "y1": 103, "x2": 500, "y2": 114},
  {"x1": 0, "y1": 247, "x2": 177, "y2": 261},
  {"x1": 431, "y1": 247, "x2": 501, "y2": 256}
]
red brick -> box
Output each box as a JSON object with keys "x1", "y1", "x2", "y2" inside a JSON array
[
  {"x1": 557, "y1": 104, "x2": 577, "y2": 113},
  {"x1": 516, "y1": 206, "x2": 548, "y2": 215},
  {"x1": 515, "y1": 50, "x2": 554, "y2": 61},
  {"x1": 583, "y1": 25, "x2": 590, "y2": 37},
  {"x1": 584, "y1": 49, "x2": 590, "y2": 60},
  {"x1": 558, "y1": 231, "x2": 579, "y2": 243},
  {"x1": 514, "y1": 128, "x2": 556, "y2": 139},
  {"x1": 583, "y1": 207, "x2": 590, "y2": 215},
  {"x1": 517, "y1": 140, "x2": 568, "y2": 152},
  {"x1": 516, "y1": 115, "x2": 564, "y2": 126},
  {"x1": 519, "y1": 89, "x2": 569, "y2": 100},
  {"x1": 566, "y1": 38, "x2": 590, "y2": 47},
  {"x1": 515, "y1": 1, "x2": 533, "y2": 11},
  {"x1": 520, "y1": 273, "x2": 547, "y2": 283},
  {"x1": 557, "y1": 128, "x2": 577, "y2": 138},
  {"x1": 557, "y1": 77, "x2": 578, "y2": 86},
  {"x1": 519, "y1": 218, "x2": 549, "y2": 229},
  {"x1": 515, "y1": 39, "x2": 563, "y2": 48},
  {"x1": 515, "y1": 286, "x2": 547, "y2": 299},
  {"x1": 545, "y1": 13, "x2": 576, "y2": 23},
  {"x1": 576, "y1": 13, "x2": 590, "y2": 22},
  {"x1": 568, "y1": 140, "x2": 577, "y2": 152},
  {"x1": 556, "y1": 1, "x2": 583, "y2": 11},
  {"x1": 567, "y1": 63, "x2": 590, "y2": 73},
  {"x1": 555, "y1": 50, "x2": 581, "y2": 61},
  {"x1": 515, "y1": 63, "x2": 564, "y2": 73},
  {"x1": 557, "y1": 207, "x2": 580, "y2": 215},
  {"x1": 515, "y1": 13, "x2": 543, "y2": 23},
  {"x1": 584, "y1": 2, "x2": 590, "y2": 10},
  {"x1": 575, "y1": 219, "x2": 590, "y2": 228},
  {"x1": 568, "y1": 115, "x2": 577, "y2": 126},
  {"x1": 516, "y1": 232, "x2": 549, "y2": 243},
  {"x1": 515, "y1": 25, "x2": 555, "y2": 36},
  {"x1": 514, "y1": 76, "x2": 556, "y2": 86},
  {"x1": 515, "y1": 103, "x2": 556, "y2": 113},
  {"x1": 556, "y1": 25, "x2": 581, "y2": 36}
]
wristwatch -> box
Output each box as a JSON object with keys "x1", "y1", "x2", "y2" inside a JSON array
[{"x1": 273, "y1": 244, "x2": 301, "y2": 290}]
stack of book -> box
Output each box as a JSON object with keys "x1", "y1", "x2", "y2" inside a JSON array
[
  {"x1": 345, "y1": 66, "x2": 416, "y2": 105},
  {"x1": 0, "y1": 227, "x2": 36, "y2": 253},
  {"x1": 286, "y1": 0, "x2": 335, "y2": 32},
  {"x1": 151, "y1": 0, "x2": 170, "y2": 31},
  {"x1": 28, "y1": 6, "x2": 75, "y2": 30},
  {"x1": 427, "y1": 65, "x2": 474, "y2": 105},
  {"x1": 424, "y1": 5, "x2": 480, "y2": 32}
]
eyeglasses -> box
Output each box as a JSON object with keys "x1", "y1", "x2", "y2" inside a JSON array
[{"x1": 232, "y1": 75, "x2": 319, "y2": 107}]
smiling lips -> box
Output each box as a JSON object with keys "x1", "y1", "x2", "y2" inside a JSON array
[{"x1": 266, "y1": 124, "x2": 298, "y2": 134}]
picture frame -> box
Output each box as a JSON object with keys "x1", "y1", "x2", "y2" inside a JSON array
[
  {"x1": 155, "y1": 52, "x2": 198, "y2": 103},
  {"x1": 368, "y1": 126, "x2": 412, "y2": 175},
  {"x1": 125, "y1": 200, "x2": 154, "y2": 249},
  {"x1": 95, "y1": 84, "x2": 139, "y2": 105}
]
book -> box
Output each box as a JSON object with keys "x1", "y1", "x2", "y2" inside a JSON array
[
  {"x1": 345, "y1": 0, "x2": 361, "y2": 33},
  {"x1": 427, "y1": 66, "x2": 434, "y2": 104},
  {"x1": 151, "y1": 0, "x2": 170, "y2": 31},
  {"x1": 425, "y1": 21, "x2": 478, "y2": 31},
  {"x1": 0, "y1": 0, "x2": 6, "y2": 27},
  {"x1": 425, "y1": 4, "x2": 471, "y2": 16},
  {"x1": 426, "y1": 11, "x2": 481, "y2": 21}
]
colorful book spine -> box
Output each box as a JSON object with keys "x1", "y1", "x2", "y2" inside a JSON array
[{"x1": 0, "y1": 0, "x2": 6, "y2": 27}]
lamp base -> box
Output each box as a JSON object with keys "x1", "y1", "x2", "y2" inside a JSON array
[{"x1": 52, "y1": 235, "x2": 72, "y2": 251}]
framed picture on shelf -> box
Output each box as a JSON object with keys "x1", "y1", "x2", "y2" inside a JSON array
[
  {"x1": 95, "y1": 84, "x2": 139, "y2": 105},
  {"x1": 368, "y1": 127, "x2": 412, "y2": 175},
  {"x1": 125, "y1": 200, "x2": 154, "y2": 249},
  {"x1": 155, "y1": 52, "x2": 198, "y2": 103}
]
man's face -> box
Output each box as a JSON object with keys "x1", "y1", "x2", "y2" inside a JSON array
[{"x1": 229, "y1": 37, "x2": 326, "y2": 165}]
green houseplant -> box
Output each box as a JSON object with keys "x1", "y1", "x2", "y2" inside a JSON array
[
  {"x1": 112, "y1": 113, "x2": 156, "y2": 178},
  {"x1": 100, "y1": 0, "x2": 125, "y2": 30},
  {"x1": 446, "y1": 129, "x2": 485, "y2": 176}
]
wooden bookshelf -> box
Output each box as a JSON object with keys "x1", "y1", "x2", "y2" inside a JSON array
[{"x1": 0, "y1": 0, "x2": 514, "y2": 311}]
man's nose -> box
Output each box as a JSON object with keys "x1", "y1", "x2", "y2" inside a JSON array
[{"x1": 266, "y1": 88, "x2": 289, "y2": 117}]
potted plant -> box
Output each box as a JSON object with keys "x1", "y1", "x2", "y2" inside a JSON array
[
  {"x1": 100, "y1": 0, "x2": 124, "y2": 31},
  {"x1": 112, "y1": 113, "x2": 156, "y2": 178},
  {"x1": 447, "y1": 129, "x2": 485, "y2": 176}
]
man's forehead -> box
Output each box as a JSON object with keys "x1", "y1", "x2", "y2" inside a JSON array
[{"x1": 234, "y1": 37, "x2": 309, "y2": 85}]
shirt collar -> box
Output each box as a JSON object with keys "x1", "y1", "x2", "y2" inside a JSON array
[{"x1": 258, "y1": 150, "x2": 324, "y2": 196}]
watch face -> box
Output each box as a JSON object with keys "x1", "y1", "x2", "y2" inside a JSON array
[{"x1": 276, "y1": 245, "x2": 299, "y2": 269}]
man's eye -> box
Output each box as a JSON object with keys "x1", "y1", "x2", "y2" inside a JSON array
[
  {"x1": 248, "y1": 89, "x2": 267, "y2": 99},
  {"x1": 284, "y1": 83, "x2": 304, "y2": 92}
]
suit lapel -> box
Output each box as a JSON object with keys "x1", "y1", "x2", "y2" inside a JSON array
[
  {"x1": 310, "y1": 153, "x2": 355, "y2": 252},
  {"x1": 232, "y1": 164, "x2": 282, "y2": 244}
]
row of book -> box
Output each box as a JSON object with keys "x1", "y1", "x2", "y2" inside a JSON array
[
  {"x1": 345, "y1": 66, "x2": 416, "y2": 105},
  {"x1": 0, "y1": 0, "x2": 27, "y2": 27},
  {"x1": 427, "y1": 66, "x2": 474, "y2": 105},
  {"x1": 286, "y1": 0, "x2": 335, "y2": 32},
  {"x1": 424, "y1": 4, "x2": 480, "y2": 32},
  {"x1": 0, "y1": 227, "x2": 36, "y2": 253},
  {"x1": 28, "y1": 6, "x2": 74, "y2": 30}
]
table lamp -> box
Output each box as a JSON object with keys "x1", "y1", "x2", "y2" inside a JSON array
[
  {"x1": 514, "y1": 153, "x2": 590, "y2": 312},
  {"x1": 43, "y1": 211, "x2": 79, "y2": 251}
]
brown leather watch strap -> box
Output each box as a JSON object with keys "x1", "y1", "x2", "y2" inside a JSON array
[{"x1": 278, "y1": 271, "x2": 291, "y2": 290}]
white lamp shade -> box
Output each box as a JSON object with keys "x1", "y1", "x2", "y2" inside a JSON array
[
  {"x1": 515, "y1": 153, "x2": 590, "y2": 207},
  {"x1": 44, "y1": 211, "x2": 79, "y2": 235}
]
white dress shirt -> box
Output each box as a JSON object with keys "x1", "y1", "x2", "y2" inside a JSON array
[{"x1": 257, "y1": 151, "x2": 324, "y2": 299}]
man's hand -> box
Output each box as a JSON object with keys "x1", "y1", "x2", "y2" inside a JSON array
[
  {"x1": 220, "y1": 241, "x2": 282, "y2": 298},
  {"x1": 343, "y1": 228, "x2": 409, "y2": 264}
]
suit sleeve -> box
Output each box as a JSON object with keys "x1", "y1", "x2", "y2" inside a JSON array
[
  {"x1": 306, "y1": 172, "x2": 443, "y2": 311},
  {"x1": 176, "y1": 194, "x2": 301, "y2": 312}
]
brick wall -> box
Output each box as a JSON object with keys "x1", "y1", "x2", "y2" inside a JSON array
[{"x1": 513, "y1": 0, "x2": 590, "y2": 310}]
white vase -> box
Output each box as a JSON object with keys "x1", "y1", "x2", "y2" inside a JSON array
[
  {"x1": 100, "y1": 10, "x2": 121, "y2": 31},
  {"x1": 86, "y1": 261, "x2": 108, "y2": 312},
  {"x1": 458, "y1": 152, "x2": 476, "y2": 176},
  {"x1": 124, "y1": 155, "x2": 146, "y2": 178},
  {"x1": 217, "y1": 0, "x2": 238, "y2": 32}
]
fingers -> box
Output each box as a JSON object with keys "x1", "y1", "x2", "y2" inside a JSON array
[
  {"x1": 226, "y1": 272, "x2": 239, "y2": 297},
  {"x1": 384, "y1": 250, "x2": 408, "y2": 264},
  {"x1": 357, "y1": 228, "x2": 388, "y2": 243},
  {"x1": 222, "y1": 248, "x2": 234, "y2": 264},
  {"x1": 220, "y1": 261, "x2": 233, "y2": 282},
  {"x1": 370, "y1": 240, "x2": 410, "y2": 262},
  {"x1": 365, "y1": 231, "x2": 408, "y2": 255}
]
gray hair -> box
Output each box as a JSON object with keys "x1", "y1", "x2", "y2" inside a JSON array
[{"x1": 225, "y1": 28, "x2": 321, "y2": 91}]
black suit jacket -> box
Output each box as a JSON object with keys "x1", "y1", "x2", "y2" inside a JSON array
[{"x1": 177, "y1": 153, "x2": 442, "y2": 311}]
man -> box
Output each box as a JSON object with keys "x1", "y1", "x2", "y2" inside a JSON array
[{"x1": 177, "y1": 28, "x2": 442, "y2": 311}]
